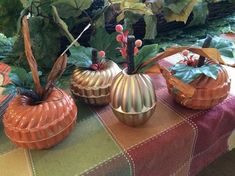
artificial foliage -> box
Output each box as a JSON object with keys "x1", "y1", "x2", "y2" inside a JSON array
[
  {"x1": 0, "y1": 0, "x2": 109, "y2": 74},
  {"x1": 171, "y1": 63, "x2": 220, "y2": 84}
]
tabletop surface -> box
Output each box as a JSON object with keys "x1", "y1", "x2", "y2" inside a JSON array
[{"x1": 0, "y1": 55, "x2": 235, "y2": 176}]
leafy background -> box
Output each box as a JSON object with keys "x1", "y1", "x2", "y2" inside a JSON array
[{"x1": 0, "y1": 0, "x2": 235, "y2": 87}]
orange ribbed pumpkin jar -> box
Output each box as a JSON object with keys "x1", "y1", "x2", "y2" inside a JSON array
[
  {"x1": 70, "y1": 60, "x2": 121, "y2": 105},
  {"x1": 110, "y1": 69, "x2": 157, "y2": 127},
  {"x1": 3, "y1": 88, "x2": 77, "y2": 149},
  {"x1": 166, "y1": 63, "x2": 231, "y2": 110}
]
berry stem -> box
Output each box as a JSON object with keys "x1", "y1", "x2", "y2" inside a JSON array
[
  {"x1": 92, "y1": 49, "x2": 98, "y2": 64},
  {"x1": 197, "y1": 35, "x2": 212, "y2": 67},
  {"x1": 127, "y1": 35, "x2": 135, "y2": 74}
]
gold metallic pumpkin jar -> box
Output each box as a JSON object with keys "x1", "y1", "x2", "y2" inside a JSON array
[
  {"x1": 70, "y1": 60, "x2": 121, "y2": 105},
  {"x1": 110, "y1": 69, "x2": 157, "y2": 126}
]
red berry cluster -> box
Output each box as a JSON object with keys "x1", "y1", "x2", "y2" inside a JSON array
[
  {"x1": 115, "y1": 24, "x2": 142, "y2": 59},
  {"x1": 89, "y1": 50, "x2": 106, "y2": 71},
  {"x1": 90, "y1": 62, "x2": 106, "y2": 71},
  {"x1": 179, "y1": 50, "x2": 198, "y2": 67}
]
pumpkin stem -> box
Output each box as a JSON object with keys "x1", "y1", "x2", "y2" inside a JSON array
[
  {"x1": 197, "y1": 35, "x2": 212, "y2": 67},
  {"x1": 127, "y1": 35, "x2": 135, "y2": 74},
  {"x1": 22, "y1": 16, "x2": 44, "y2": 97},
  {"x1": 44, "y1": 54, "x2": 68, "y2": 99},
  {"x1": 17, "y1": 87, "x2": 41, "y2": 102},
  {"x1": 92, "y1": 49, "x2": 98, "y2": 64}
]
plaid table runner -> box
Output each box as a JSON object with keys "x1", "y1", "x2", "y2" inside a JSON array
[{"x1": 0, "y1": 55, "x2": 235, "y2": 176}]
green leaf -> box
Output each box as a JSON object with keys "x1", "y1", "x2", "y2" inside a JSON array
[
  {"x1": 0, "y1": 33, "x2": 14, "y2": 59},
  {"x1": 113, "y1": 0, "x2": 153, "y2": 26},
  {"x1": 123, "y1": 11, "x2": 142, "y2": 34},
  {"x1": 164, "y1": 0, "x2": 197, "y2": 23},
  {"x1": 68, "y1": 46, "x2": 92, "y2": 68},
  {"x1": 52, "y1": 0, "x2": 93, "y2": 19},
  {"x1": 51, "y1": 5, "x2": 78, "y2": 45},
  {"x1": 144, "y1": 15, "x2": 157, "y2": 40},
  {"x1": 8, "y1": 66, "x2": 37, "y2": 88},
  {"x1": 0, "y1": 0, "x2": 23, "y2": 36},
  {"x1": 195, "y1": 36, "x2": 235, "y2": 64},
  {"x1": 25, "y1": 17, "x2": 61, "y2": 71},
  {"x1": 89, "y1": 28, "x2": 119, "y2": 59},
  {"x1": 2, "y1": 84, "x2": 17, "y2": 95},
  {"x1": 134, "y1": 44, "x2": 160, "y2": 69},
  {"x1": 164, "y1": 0, "x2": 191, "y2": 14},
  {"x1": 20, "y1": 0, "x2": 33, "y2": 8},
  {"x1": 171, "y1": 63, "x2": 221, "y2": 84},
  {"x1": 187, "y1": 2, "x2": 208, "y2": 27}
]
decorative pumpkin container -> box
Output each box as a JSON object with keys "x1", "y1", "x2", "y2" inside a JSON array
[
  {"x1": 110, "y1": 69, "x2": 157, "y2": 126},
  {"x1": 165, "y1": 62, "x2": 230, "y2": 110},
  {"x1": 109, "y1": 31, "x2": 159, "y2": 127},
  {"x1": 3, "y1": 88, "x2": 77, "y2": 149},
  {"x1": 162, "y1": 36, "x2": 231, "y2": 110},
  {"x1": 2, "y1": 16, "x2": 78, "y2": 149},
  {"x1": 70, "y1": 60, "x2": 121, "y2": 105}
]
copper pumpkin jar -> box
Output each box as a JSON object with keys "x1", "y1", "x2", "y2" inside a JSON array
[
  {"x1": 110, "y1": 69, "x2": 157, "y2": 127},
  {"x1": 166, "y1": 63, "x2": 230, "y2": 110},
  {"x1": 3, "y1": 88, "x2": 77, "y2": 149},
  {"x1": 2, "y1": 17, "x2": 77, "y2": 149},
  {"x1": 70, "y1": 60, "x2": 121, "y2": 105}
]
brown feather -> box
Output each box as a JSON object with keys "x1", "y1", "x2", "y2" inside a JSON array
[{"x1": 22, "y1": 16, "x2": 43, "y2": 96}]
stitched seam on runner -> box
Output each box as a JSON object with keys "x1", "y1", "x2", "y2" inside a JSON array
[
  {"x1": 161, "y1": 95, "x2": 234, "y2": 175},
  {"x1": 0, "y1": 148, "x2": 19, "y2": 158},
  {"x1": 170, "y1": 130, "x2": 233, "y2": 175},
  {"x1": 158, "y1": 89, "x2": 234, "y2": 175},
  {"x1": 80, "y1": 152, "x2": 123, "y2": 175},
  {"x1": 127, "y1": 101, "x2": 187, "y2": 151},
  {"x1": 24, "y1": 149, "x2": 33, "y2": 176},
  {"x1": 28, "y1": 150, "x2": 37, "y2": 176},
  {"x1": 158, "y1": 91, "x2": 199, "y2": 176},
  {"x1": 88, "y1": 107, "x2": 133, "y2": 176}
]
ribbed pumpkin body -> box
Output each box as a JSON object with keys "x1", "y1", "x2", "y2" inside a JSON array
[
  {"x1": 3, "y1": 88, "x2": 77, "y2": 149},
  {"x1": 70, "y1": 60, "x2": 121, "y2": 105},
  {"x1": 110, "y1": 70, "x2": 157, "y2": 127},
  {"x1": 166, "y1": 65, "x2": 231, "y2": 109}
]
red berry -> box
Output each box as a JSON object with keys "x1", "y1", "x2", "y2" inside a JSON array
[
  {"x1": 116, "y1": 34, "x2": 123, "y2": 42},
  {"x1": 98, "y1": 50, "x2": 106, "y2": 58},
  {"x1": 135, "y1": 39, "x2": 142, "y2": 48},
  {"x1": 134, "y1": 47, "x2": 139, "y2": 55},
  {"x1": 90, "y1": 64, "x2": 98, "y2": 70},
  {"x1": 182, "y1": 50, "x2": 189, "y2": 56},
  {"x1": 120, "y1": 48, "x2": 127, "y2": 58},
  {"x1": 122, "y1": 63, "x2": 128, "y2": 68},
  {"x1": 115, "y1": 24, "x2": 123, "y2": 33}
]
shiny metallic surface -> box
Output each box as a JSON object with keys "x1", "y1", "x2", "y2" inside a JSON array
[
  {"x1": 166, "y1": 65, "x2": 231, "y2": 110},
  {"x1": 110, "y1": 69, "x2": 157, "y2": 127},
  {"x1": 70, "y1": 60, "x2": 121, "y2": 105},
  {"x1": 3, "y1": 88, "x2": 77, "y2": 149}
]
